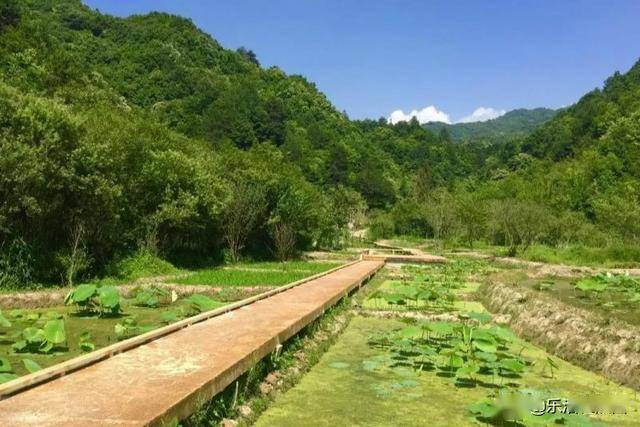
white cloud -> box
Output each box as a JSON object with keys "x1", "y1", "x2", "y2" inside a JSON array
[
  {"x1": 388, "y1": 105, "x2": 451, "y2": 125},
  {"x1": 388, "y1": 105, "x2": 507, "y2": 125},
  {"x1": 457, "y1": 107, "x2": 506, "y2": 123}
]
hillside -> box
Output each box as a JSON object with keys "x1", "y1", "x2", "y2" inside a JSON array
[
  {"x1": 1, "y1": 3, "x2": 640, "y2": 426},
  {"x1": 0, "y1": 0, "x2": 448, "y2": 284},
  {"x1": 0, "y1": 0, "x2": 639, "y2": 287},
  {"x1": 523, "y1": 64, "x2": 640, "y2": 160},
  {"x1": 424, "y1": 108, "x2": 557, "y2": 142}
]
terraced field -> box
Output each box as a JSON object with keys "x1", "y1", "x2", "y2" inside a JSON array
[
  {"x1": 0, "y1": 260, "x2": 380, "y2": 426},
  {"x1": 3, "y1": 253, "x2": 640, "y2": 426},
  {"x1": 0, "y1": 261, "x2": 341, "y2": 383},
  {"x1": 256, "y1": 258, "x2": 640, "y2": 426}
]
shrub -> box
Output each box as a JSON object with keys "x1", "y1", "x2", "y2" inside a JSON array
[
  {"x1": 488, "y1": 199, "x2": 551, "y2": 256},
  {"x1": 453, "y1": 191, "x2": 487, "y2": 248},
  {"x1": 0, "y1": 237, "x2": 33, "y2": 289},
  {"x1": 107, "y1": 250, "x2": 178, "y2": 281},
  {"x1": 423, "y1": 188, "x2": 458, "y2": 246},
  {"x1": 593, "y1": 188, "x2": 640, "y2": 242},
  {"x1": 542, "y1": 210, "x2": 591, "y2": 246},
  {"x1": 222, "y1": 181, "x2": 267, "y2": 262},
  {"x1": 390, "y1": 199, "x2": 429, "y2": 237},
  {"x1": 270, "y1": 222, "x2": 297, "y2": 261},
  {"x1": 0, "y1": 0, "x2": 20, "y2": 32},
  {"x1": 367, "y1": 210, "x2": 395, "y2": 240}
]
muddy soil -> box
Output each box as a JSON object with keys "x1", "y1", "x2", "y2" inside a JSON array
[{"x1": 479, "y1": 281, "x2": 640, "y2": 390}]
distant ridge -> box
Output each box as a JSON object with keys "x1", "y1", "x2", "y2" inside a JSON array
[{"x1": 424, "y1": 108, "x2": 557, "y2": 142}]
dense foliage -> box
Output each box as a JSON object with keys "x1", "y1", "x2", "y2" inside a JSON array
[
  {"x1": 0, "y1": 1, "x2": 370, "y2": 284},
  {"x1": 0, "y1": 0, "x2": 639, "y2": 286},
  {"x1": 398, "y1": 61, "x2": 640, "y2": 254}
]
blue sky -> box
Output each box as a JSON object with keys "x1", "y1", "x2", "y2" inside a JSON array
[{"x1": 84, "y1": 0, "x2": 640, "y2": 123}]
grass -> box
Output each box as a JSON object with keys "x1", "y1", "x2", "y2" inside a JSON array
[
  {"x1": 228, "y1": 261, "x2": 341, "y2": 273},
  {"x1": 176, "y1": 270, "x2": 307, "y2": 287},
  {"x1": 255, "y1": 316, "x2": 640, "y2": 427},
  {"x1": 518, "y1": 244, "x2": 640, "y2": 268},
  {"x1": 175, "y1": 261, "x2": 342, "y2": 287},
  {"x1": 445, "y1": 239, "x2": 640, "y2": 269},
  {"x1": 378, "y1": 235, "x2": 428, "y2": 249},
  {"x1": 461, "y1": 242, "x2": 640, "y2": 269}
]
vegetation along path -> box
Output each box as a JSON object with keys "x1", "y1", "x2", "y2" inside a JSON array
[{"x1": 0, "y1": 260, "x2": 384, "y2": 426}]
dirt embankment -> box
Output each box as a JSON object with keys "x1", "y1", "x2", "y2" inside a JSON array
[
  {"x1": 479, "y1": 281, "x2": 640, "y2": 390},
  {"x1": 0, "y1": 282, "x2": 271, "y2": 310}
]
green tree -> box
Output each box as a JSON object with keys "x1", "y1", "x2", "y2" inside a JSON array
[
  {"x1": 489, "y1": 199, "x2": 550, "y2": 256},
  {"x1": 0, "y1": 0, "x2": 20, "y2": 32},
  {"x1": 236, "y1": 47, "x2": 260, "y2": 66},
  {"x1": 423, "y1": 188, "x2": 458, "y2": 246},
  {"x1": 221, "y1": 181, "x2": 267, "y2": 262},
  {"x1": 599, "y1": 111, "x2": 640, "y2": 177},
  {"x1": 454, "y1": 190, "x2": 487, "y2": 248}
]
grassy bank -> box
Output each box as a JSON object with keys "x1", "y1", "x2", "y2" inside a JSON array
[
  {"x1": 174, "y1": 261, "x2": 341, "y2": 287},
  {"x1": 375, "y1": 236, "x2": 640, "y2": 269},
  {"x1": 448, "y1": 242, "x2": 640, "y2": 269},
  {"x1": 515, "y1": 244, "x2": 640, "y2": 268}
]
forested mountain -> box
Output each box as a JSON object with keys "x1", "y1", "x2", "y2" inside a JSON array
[
  {"x1": 0, "y1": 0, "x2": 639, "y2": 286},
  {"x1": 0, "y1": 0, "x2": 453, "y2": 284},
  {"x1": 424, "y1": 108, "x2": 557, "y2": 142},
  {"x1": 522, "y1": 66, "x2": 640, "y2": 161}
]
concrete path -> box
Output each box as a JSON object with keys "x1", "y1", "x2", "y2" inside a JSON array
[
  {"x1": 362, "y1": 253, "x2": 447, "y2": 264},
  {"x1": 0, "y1": 260, "x2": 383, "y2": 426}
]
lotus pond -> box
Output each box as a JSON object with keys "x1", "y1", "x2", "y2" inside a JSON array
[
  {"x1": 0, "y1": 285, "x2": 226, "y2": 381},
  {"x1": 0, "y1": 260, "x2": 344, "y2": 383},
  {"x1": 256, "y1": 316, "x2": 640, "y2": 426},
  {"x1": 362, "y1": 260, "x2": 490, "y2": 314},
  {"x1": 498, "y1": 270, "x2": 640, "y2": 326},
  {"x1": 256, "y1": 259, "x2": 640, "y2": 426}
]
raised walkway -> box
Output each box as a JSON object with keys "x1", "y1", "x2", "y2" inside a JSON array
[
  {"x1": 0, "y1": 260, "x2": 383, "y2": 426},
  {"x1": 362, "y1": 246, "x2": 448, "y2": 264}
]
